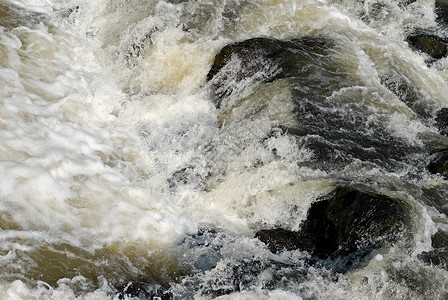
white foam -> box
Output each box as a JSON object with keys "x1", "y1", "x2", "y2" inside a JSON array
[{"x1": 2, "y1": 0, "x2": 448, "y2": 298}]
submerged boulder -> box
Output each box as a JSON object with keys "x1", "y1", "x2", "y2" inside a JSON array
[
  {"x1": 418, "y1": 230, "x2": 448, "y2": 269},
  {"x1": 435, "y1": 107, "x2": 448, "y2": 136},
  {"x1": 427, "y1": 108, "x2": 448, "y2": 178},
  {"x1": 406, "y1": 33, "x2": 448, "y2": 60},
  {"x1": 256, "y1": 187, "x2": 410, "y2": 272},
  {"x1": 436, "y1": 0, "x2": 448, "y2": 25},
  {"x1": 206, "y1": 36, "x2": 332, "y2": 108},
  {"x1": 381, "y1": 73, "x2": 433, "y2": 120},
  {"x1": 116, "y1": 282, "x2": 172, "y2": 300},
  {"x1": 427, "y1": 150, "x2": 448, "y2": 178},
  {"x1": 206, "y1": 36, "x2": 421, "y2": 171}
]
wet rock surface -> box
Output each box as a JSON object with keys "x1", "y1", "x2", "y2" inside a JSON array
[
  {"x1": 426, "y1": 108, "x2": 448, "y2": 178},
  {"x1": 381, "y1": 72, "x2": 433, "y2": 120},
  {"x1": 207, "y1": 36, "x2": 425, "y2": 172},
  {"x1": 256, "y1": 187, "x2": 410, "y2": 272},
  {"x1": 290, "y1": 90, "x2": 419, "y2": 171},
  {"x1": 175, "y1": 256, "x2": 310, "y2": 298},
  {"x1": 206, "y1": 36, "x2": 333, "y2": 108},
  {"x1": 199, "y1": 260, "x2": 272, "y2": 297},
  {"x1": 406, "y1": 33, "x2": 448, "y2": 60},
  {"x1": 421, "y1": 186, "x2": 448, "y2": 216},
  {"x1": 116, "y1": 282, "x2": 172, "y2": 300},
  {"x1": 418, "y1": 230, "x2": 448, "y2": 269},
  {"x1": 436, "y1": 0, "x2": 448, "y2": 25},
  {"x1": 172, "y1": 231, "x2": 327, "y2": 297},
  {"x1": 435, "y1": 108, "x2": 448, "y2": 136},
  {"x1": 125, "y1": 34, "x2": 448, "y2": 299},
  {"x1": 113, "y1": 185, "x2": 412, "y2": 298},
  {"x1": 428, "y1": 150, "x2": 448, "y2": 178}
]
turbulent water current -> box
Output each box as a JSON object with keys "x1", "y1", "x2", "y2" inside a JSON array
[{"x1": 2, "y1": 0, "x2": 448, "y2": 299}]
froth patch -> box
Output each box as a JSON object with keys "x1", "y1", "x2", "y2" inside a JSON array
[
  {"x1": 194, "y1": 160, "x2": 331, "y2": 230},
  {"x1": 136, "y1": 28, "x2": 219, "y2": 95}
]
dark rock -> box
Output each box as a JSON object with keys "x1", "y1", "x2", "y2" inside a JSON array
[
  {"x1": 406, "y1": 33, "x2": 448, "y2": 60},
  {"x1": 256, "y1": 199, "x2": 338, "y2": 257},
  {"x1": 418, "y1": 230, "x2": 448, "y2": 269},
  {"x1": 165, "y1": 0, "x2": 189, "y2": 3},
  {"x1": 175, "y1": 230, "x2": 339, "y2": 296},
  {"x1": 256, "y1": 187, "x2": 410, "y2": 272},
  {"x1": 177, "y1": 258, "x2": 291, "y2": 297},
  {"x1": 290, "y1": 92, "x2": 420, "y2": 171},
  {"x1": 206, "y1": 37, "x2": 423, "y2": 171},
  {"x1": 167, "y1": 166, "x2": 194, "y2": 189},
  {"x1": 167, "y1": 166, "x2": 209, "y2": 190},
  {"x1": 123, "y1": 27, "x2": 159, "y2": 66},
  {"x1": 435, "y1": 108, "x2": 448, "y2": 136},
  {"x1": 182, "y1": 256, "x2": 319, "y2": 297},
  {"x1": 206, "y1": 36, "x2": 332, "y2": 108},
  {"x1": 418, "y1": 249, "x2": 448, "y2": 267},
  {"x1": 55, "y1": 6, "x2": 79, "y2": 19},
  {"x1": 427, "y1": 150, "x2": 448, "y2": 178},
  {"x1": 431, "y1": 230, "x2": 448, "y2": 249},
  {"x1": 116, "y1": 282, "x2": 172, "y2": 300},
  {"x1": 201, "y1": 260, "x2": 269, "y2": 297},
  {"x1": 381, "y1": 74, "x2": 432, "y2": 119},
  {"x1": 436, "y1": 1, "x2": 448, "y2": 25},
  {"x1": 400, "y1": 0, "x2": 418, "y2": 6},
  {"x1": 421, "y1": 186, "x2": 448, "y2": 216}
]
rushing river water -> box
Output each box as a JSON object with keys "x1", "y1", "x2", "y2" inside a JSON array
[{"x1": 2, "y1": 0, "x2": 448, "y2": 299}]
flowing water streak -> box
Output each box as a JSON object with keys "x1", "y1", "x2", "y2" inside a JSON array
[{"x1": 1, "y1": 0, "x2": 448, "y2": 298}]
